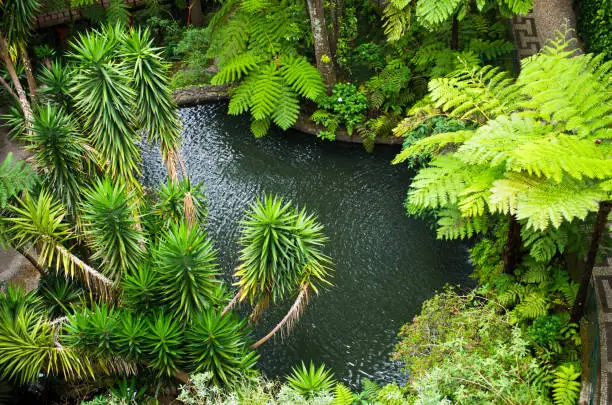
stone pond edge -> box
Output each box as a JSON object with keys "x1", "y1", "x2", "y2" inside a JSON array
[{"x1": 172, "y1": 84, "x2": 403, "y2": 146}]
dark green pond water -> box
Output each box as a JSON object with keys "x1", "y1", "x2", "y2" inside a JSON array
[{"x1": 142, "y1": 103, "x2": 472, "y2": 387}]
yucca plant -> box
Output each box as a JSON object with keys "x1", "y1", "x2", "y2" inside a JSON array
[
  {"x1": 154, "y1": 222, "x2": 221, "y2": 322},
  {"x1": 120, "y1": 27, "x2": 183, "y2": 180},
  {"x1": 286, "y1": 362, "x2": 335, "y2": 398},
  {"x1": 153, "y1": 179, "x2": 207, "y2": 231},
  {"x1": 121, "y1": 264, "x2": 160, "y2": 313},
  {"x1": 234, "y1": 195, "x2": 331, "y2": 307},
  {"x1": 185, "y1": 311, "x2": 258, "y2": 385},
  {"x1": 226, "y1": 195, "x2": 332, "y2": 348},
  {"x1": 69, "y1": 27, "x2": 141, "y2": 189},
  {"x1": 4, "y1": 191, "x2": 114, "y2": 294},
  {"x1": 63, "y1": 304, "x2": 118, "y2": 358},
  {"x1": 26, "y1": 104, "x2": 90, "y2": 213},
  {"x1": 37, "y1": 271, "x2": 84, "y2": 318},
  {"x1": 143, "y1": 311, "x2": 184, "y2": 377},
  {"x1": 0, "y1": 286, "x2": 90, "y2": 384},
  {"x1": 37, "y1": 60, "x2": 74, "y2": 109},
  {"x1": 113, "y1": 312, "x2": 147, "y2": 361},
  {"x1": 80, "y1": 178, "x2": 145, "y2": 281}
]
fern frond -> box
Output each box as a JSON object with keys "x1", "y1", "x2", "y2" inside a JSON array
[
  {"x1": 279, "y1": 56, "x2": 326, "y2": 101},
  {"x1": 436, "y1": 207, "x2": 489, "y2": 240},
  {"x1": 332, "y1": 383, "x2": 355, "y2": 405},
  {"x1": 512, "y1": 292, "x2": 549, "y2": 320},
  {"x1": 407, "y1": 155, "x2": 468, "y2": 209},
  {"x1": 0, "y1": 153, "x2": 36, "y2": 209},
  {"x1": 250, "y1": 63, "x2": 283, "y2": 120},
  {"x1": 228, "y1": 77, "x2": 256, "y2": 115},
  {"x1": 211, "y1": 53, "x2": 261, "y2": 85},
  {"x1": 415, "y1": 0, "x2": 463, "y2": 27},
  {"x1": 552, "y1": 364, "x2": 581, "y2": 405},
  {"x1": 393, "y1": 130, "x2": 473, "y2": 163},
  {"x1": 272, "y1": 84, "x2": 300, "y2": 130},
  {"x1": 250, "y1": 118, "x2": 270, "y2": 138}
]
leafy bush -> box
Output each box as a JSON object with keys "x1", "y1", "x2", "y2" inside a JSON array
[
  {"x1": 578, "y1": 0, "x2": 612, "y2": 59},
  {"x1": 314, "y1": 83, "x2": 368, "y2": 137},
  {"x1": 286, "y1": 362, "x2": 335, "y2": 399}
]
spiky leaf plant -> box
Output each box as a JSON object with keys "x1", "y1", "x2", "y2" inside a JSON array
[
  {"x1": 69, "y1": 27, "x2": 141, "y2": 189},
  {"x1": 0, "y1": 286, "x2": 89, "y2": 384},
  {"x1": 27, "y1": 104, "x2": 89, "y2": 213},
  {"x1": 185, "y1": 311, "x2": 258, "y2": 385},
  {"x1": 121, "y1": 264, "x2": 160, "y2": 313},
  {"x1": 120, "y1": 27, "x2": 182, "y2": 176},
  {"x1": 4, "y1": 191, "x2": 114, "y2": 293},
  {"x1": 37, "y1": 60, "x2": 74, "y2": 109},
  {"x1": 143, "y1": 311, "x2": 184, "y2": 377},
  {"x1": 235, "y1": 195, "x2": 332, "y2": 308},
  {"x1": 37, "y1": 271, "x2": 84, "y2": 318},
  {"x1": 154, "y1": 222, "x2": 221, "y2": 322},
  {"x1": 63, "y1": 304, "x2": 118, "y2": 358},
  {"x1": 286, "y1": 362, "x2": 335, "y2": 398},
  {"x1": 153, "y1": 179, "x2": 207, "y2": 231},
  {"x1": 80, "y1": 178, "x2": 144, "y2": 281},
  {"x1": 113, "y1": 312, "x2": 147, "y2": 361}
]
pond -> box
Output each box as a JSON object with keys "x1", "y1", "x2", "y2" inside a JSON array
[{"x1": 142, "y1": 103, "x2": 472, "y2": 387}]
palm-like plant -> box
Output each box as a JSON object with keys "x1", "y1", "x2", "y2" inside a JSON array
[
  {"x1": 120, "y1": 27, "x2": 183, "y2": 180},
  {"x1": 0, "y1": 286, "x2": 90, "y2": 384},
  {"x1": 27, "y1": 104, "x2": 90, "y2": 213},
  {"x1": 4, "y1": 191, "x2": 115, "y2": 294},
  {"x1": 226, "y1": 195, "x2": 332, "y2": 348},
  {"x1": 154, "y1": 222, "x2": 221, "y2": 322},
  {"x1": 38, "y1": 60, "x2": 74, "y2": 109},
  {"x1": 153, "y1": 179, "x2": 207, "y2": 231},
  {"x1": 69, "y1": 28, "x2": 141, "y2": 189},
  {"x1": 80, "y1": 178, "x2": 145, "y2": 281},
  {"x1": 185, "y1": 311, "x2": 258, "y2": 385},
  {"x1": 37, "y1": 271, "x2": 84, "y2": 318},
  {"x1": 143, "y1": 311, "x2": 184, "y2": 377},
  {"x1": 121, "y1": 264, "x2": 160, "y2": 313},
  {"x1": 286, "y1": 362, "x2": 335, "y2": 398}
]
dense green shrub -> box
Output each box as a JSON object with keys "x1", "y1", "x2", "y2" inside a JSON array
[{"x1": 578, "y1": 0, "x2": 612, "y2": 59}]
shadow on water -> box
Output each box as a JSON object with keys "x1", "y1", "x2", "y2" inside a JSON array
[{"x1": 141, "y1": 103, "x2": 473, "y2": 387}]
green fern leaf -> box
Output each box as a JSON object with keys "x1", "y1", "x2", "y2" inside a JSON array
[
  {"x1": 332, "y1": 383, "x2": 355, "y2": 405},
  {"x1": 272, "y1": 84, "x2": 300, "y2": 130},
  {"x1": 552, "y1": 364, "x2": 581, "y2": 405},
  {"x1": 0, "y1": 153, "x2": 36, "y2": 209},
  {"x1": 211, "y1": 53, "x2": 261, "y2": 85},
  {"x1": 250, "y1": 118, "x2": 270, "y2": 138},
  {"x1": 279, "y1": 56, "x2": 325, "y2": 101},
  {"x1": 250, "y1": 64, "x2": 283, "y2": 120}
]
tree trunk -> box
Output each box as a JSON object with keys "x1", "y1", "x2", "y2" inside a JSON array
[
  {"x1": 503, "y1": 214, "x2": 522, "y2": 274},
  {"x1": 0, "y1": 75, "x2": 18, "y2": 101},
  {"x1": 0, "y1": 36, "x2": 33, "y2": 125},
  {"x1": 21, "y1": 48, "x2": 37, "y2": 105},
  {"x1": 306, "y1": 0, "x2": 337, "y2": 88},
  {"x1": 251, "y1": 284, "x2": 309, "y2": 349},
  {"x1": 16, "y1": 246, "x2": 45, "y2": 276},
  {"x1": 451, "y1": 15, "x2": 459, "y2": 50},
  {"x1": 571, "y1": 201, "x2": 611, "y2": 323},
  {"x1": 328, "y1": 0, "x2": 339, "y2": 57},
  {"x1": 188, "y1": 0, "x2": 204, "y2": 27}
]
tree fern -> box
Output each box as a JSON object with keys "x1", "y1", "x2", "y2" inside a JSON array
[
  {"x1": 211, "y1": 53, "x2": 261, "y2": 85},
  {"x1": 0, "y1": 152, "x2": 35, "y2": 209},
  {"x1": 552, "y1": 364, "x2": 581, "y2": 405},
  {"x1": 279, "y1": 55, "x2": 326, "y2": 101}
]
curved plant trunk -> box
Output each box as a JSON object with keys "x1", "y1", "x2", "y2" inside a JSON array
[
  {"x1": 571, "y1": 201, "x2": 612, "y2": 323},
  {"x1": 251, "y1": 284, "x2": 309, "y2": 349},
  {"x1": 221, "y1": 291, "x2": 242, "y2": 317},
  {"x1": 16, "y1": 246, "x2": 45, "y2": 276},
  {"x1": 0, "y1": 75, "x2": 17, "y2": 101},
  {"x1": 0, "y1": 36, "x2": 33, "y2": 126},
  {"x1": 502, "y1": 214, "x2": 522, "y2": 274},
  {"x1": 21, "y1": 48, "x2": 37, "y2": 104},
  {"x1": 306, "y1": 0, "x2": 337, "y2": 88}
]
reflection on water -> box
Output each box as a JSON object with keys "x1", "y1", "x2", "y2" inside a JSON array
[{"x1": 141, "y1": 103, "x2": 472, "y2": 387}]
